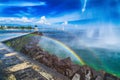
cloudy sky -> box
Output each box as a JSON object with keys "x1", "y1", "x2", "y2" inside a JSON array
[{"x1": 0, "y1": 0, "x2": 120, "y2": 25}]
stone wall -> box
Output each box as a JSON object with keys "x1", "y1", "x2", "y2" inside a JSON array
[{"x1": 4, "y1": 34, "x2": 120, "y2": 80}]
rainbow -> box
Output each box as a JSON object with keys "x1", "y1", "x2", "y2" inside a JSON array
[
  {"x1": 62, "y1": 30, "x2": 103, "y2": 66},
  {"x1": 35, "y1": 30, "x2": 102, "y2": 66},
  {"x1": 41, "y1": 36, "x2": 86, "y2": 65}
]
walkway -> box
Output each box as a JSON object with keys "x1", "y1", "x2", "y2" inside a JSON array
[
  {"x1": 0, "y1": 32, "x2": 31, "y2": 42},
  {"x1": 0, "y1": 32, "x2": 69, "y2": 80},
  {"x1": 0, "y1": 43, "x2": 48, "y2": 80}
]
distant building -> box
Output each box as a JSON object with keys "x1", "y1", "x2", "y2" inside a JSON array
[
  {"x1": 34, "y1": 25, "x2": 39, "y2": 32},
  {"x1": 4, "y1": 25, "x2": 7, "y2": 29}
]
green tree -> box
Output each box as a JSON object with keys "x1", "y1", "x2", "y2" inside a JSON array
[{"x1": 0, "y1": 25, "x2": 4, "y2": 30}]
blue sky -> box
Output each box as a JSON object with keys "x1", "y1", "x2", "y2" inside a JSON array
[{"x1": 0, "y1": 0, "x2": 120, "y2": 25}]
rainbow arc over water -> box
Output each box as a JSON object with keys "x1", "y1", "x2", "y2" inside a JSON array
[{"x1": 41, "y1": 36, "x2": 86, "y2": 65}]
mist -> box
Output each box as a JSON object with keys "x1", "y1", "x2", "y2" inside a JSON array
[
  {"x1": 37, "y1": 36, "x2": 82, "y2": 64},
  {"x1": 43, "y1": 22, "x2": 120, "y2": 50}
]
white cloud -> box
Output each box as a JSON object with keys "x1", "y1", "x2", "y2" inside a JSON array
[
  {"x1": 0, "y1": 12, "x2": 80, "y2": 25},
  {"x1": 36, "y1": 16, "x2": 51, "y2": 25},
  {"x1": 21, "y1": 17, "x2": 32, "y2": 22},
  {"x1": 20, "y1": 2, "x2": 46, "y2": 6},
  {"x1": 0, "y1": 16, "x2": 52, "y2": 25},
  {"x1": 0, "y1": 17, "x2": 34, "y2": 24},
  {"x1": 37, "y1": 16, "x2": 47, "y2": 24},
  {"x1": 0, "y1": 1, "x2": 46, "y2": 7}
]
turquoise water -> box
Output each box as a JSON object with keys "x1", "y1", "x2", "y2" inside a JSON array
[
  {"x1": 74, "y1": 48, "x2": 120, "y2": 77},
  {"x1": 39, "y1": 28, "x2": 120, "y2": 78},
  {"x1": 1, "y1": 29, "x2": 120, "y2": 77}
]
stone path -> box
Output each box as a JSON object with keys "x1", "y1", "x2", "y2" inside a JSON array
[
  {"x1": 0, "y1": 43, "x2": 48, "y2": 80},
  {"x1": 0, "y1": 42, "x2": 69, "y2": 80},
  {"x1": 0, "y1": 31, "x2": 70, "y2": 80},
  {"x1": 0, "y1": 33, "x2": 29, "y2": 42}
]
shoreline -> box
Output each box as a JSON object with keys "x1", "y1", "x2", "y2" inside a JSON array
[{"x1": 4, "y1": 32, "x2": 120, "y2": 80}]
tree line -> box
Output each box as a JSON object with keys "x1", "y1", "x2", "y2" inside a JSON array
[{"x1": 0, "y1": 25, "x2": 38, "y2": 30}]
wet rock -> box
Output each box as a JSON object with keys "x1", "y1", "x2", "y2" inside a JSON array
[
  {"x1": 91, "y1": 69, "x2": 105, "y2": 79},
  {"x1": 59, "y1": 57, "x2": 72, "y2": 69},
  {"x1": 54, "y1": 57, "x2": 73, "y2": 76},
  {"x1": 76, "y1": 65, "x2": 91, "y2": 80},
  {"x1": 72, "y1": 73, "x2": 80, "y2": 80},
  {"x1": 85, "y1": 70, "x2": 92, "y2": 80},
  {"x1": 95, "y1": 76, "x2": 103, "y2": 80},
  {"x1": 65, "y1": 64, "x2": 80, "y2": 78},
  {"x1": 104, "y1": 73, "x2": 120, "y2": 80}
]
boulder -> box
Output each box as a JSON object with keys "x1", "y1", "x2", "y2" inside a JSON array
[
  {"x1": 95, "y1": 76, "x2": 103, "y2": 80},
  {"x1": 85, "y1": 70, "x2": 92, "y2": 80},
  {"x1": 54, "y1": 57, "x2": 72, "y2": 75},
  {"x1": 104, "y1": 73, "x2": 120, "y2": 80},
  {"x1": 14, "y1": 35, "x2": 120, "y2": 80},
  {"x1": 72, "y1": 73, "x2": 80, "y2": 80}
]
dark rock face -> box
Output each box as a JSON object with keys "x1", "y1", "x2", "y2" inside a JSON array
[{"x1": 5, "y1": 35, "x2": 120, "y2": 80}]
